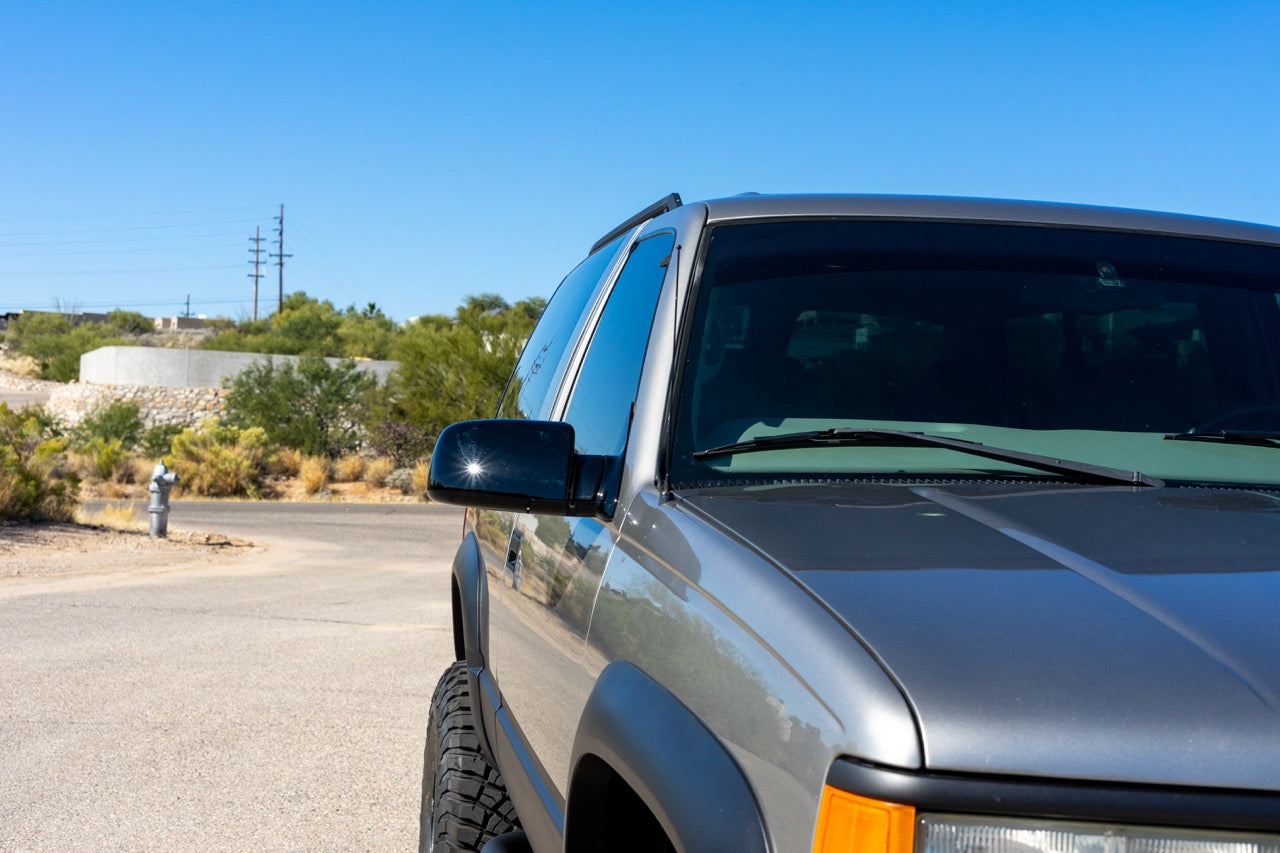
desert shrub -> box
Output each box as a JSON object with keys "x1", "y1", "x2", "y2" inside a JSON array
[
  {"x1": 384, "y1": 467, "x2": 413, "y2": 495},
  {"x1": 141, "y1": 423, "x2": 184, "y2": 459},
  {"x1": 200, "y1": 293, "x2": 397, "y2": 360},
  {"x1": 0, "y1": 403, "x2": 78, "y2": 521},
  {"x1": 268, "y1": 446, "x2": 305, "y2": 477},
  {"x1": 0, "y1": 352, "x2": 41, "y2": 378},
  {"x1": 72, "y1": 400, "x2": 143, "y2": 450},
  {"x1": 129, "y1": 455, "x2": 160, "y2": 485},
  {"x1": 299, "y1": 456, "x2": 330, "y2": 496},
  {"x1": 362, "y1": 456, "x2": 394, "y2": 486},
  {"x1": 364, "y1": 413, "x2": 434, "y2": 468},
  {"x1": 411, "y1": 460, "x2": 432, "y2": 500},
  {"x1": 223, "y1": 355, "x2": 376, "y2": 458},
  {"x1": 105, "y1": 310, "x2": 153, "y2": 336},
  {"x1": 169, "y1": 419, "x2": 271, "y2": 498},
  {"x1": 16, "y1": 402, "x2": 64, "y2": 438},
  {"x1": 332, "y1": 454, "x2": 365, "y2": 483},
  {"x1": 5, "y1": 312, "x2": 129, "y2": 381},
  {"x1": 84, "y1": 437, "x2": 128, "y2": 480}
]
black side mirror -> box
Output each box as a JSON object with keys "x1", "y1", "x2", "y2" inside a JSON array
[{"x1": 430, "y1": 419, "x2": 605, "y2": 515}]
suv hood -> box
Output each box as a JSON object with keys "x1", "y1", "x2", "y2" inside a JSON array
[{"x1": 680, "y1": 482, "x2": 1280, "y2": 791}]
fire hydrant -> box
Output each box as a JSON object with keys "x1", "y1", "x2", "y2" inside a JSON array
[{"x1": 148, "y1": 462, "x2": 179, "y2": 538}]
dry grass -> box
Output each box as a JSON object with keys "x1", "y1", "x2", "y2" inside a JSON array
[
  {"x1": 129, "y1": 455, "x2": 159, "y2": 484},
  {"x1": 268, "y1": 447, "x2": 304, "y2": 477},
  {"x1": 332, "y1": 455, "x2": 365, "y2": 483},
  {"x1": 0, "y1": 353, "x2": 41, "y2": 379},
  {"x1": 362, "y1": 456, "x2": 394, "y2": 486},
  {"x1": 75, "y1": 501, "x2": 147, "y2": 532},
  {"x1": 102, "y1": 480, "x2": 131, "y2": 500},
  {"x1": 299, "y1": 456, "x2": 330, "y2": 496},
  {"x1": 411, "y1": 460, "x2": 432, "y2": 499}
]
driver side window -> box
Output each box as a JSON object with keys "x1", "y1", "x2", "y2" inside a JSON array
[{"x1": 564, "y1": 232, "x2": 675, "y2": 456}]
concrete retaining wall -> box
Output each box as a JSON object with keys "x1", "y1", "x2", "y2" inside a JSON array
[
  {"x1": 46, "y1": 347, "x2": 400, "y2": 431},
  {"x1": 80, "y1": 346, "x2": 397, "y2": 389}
]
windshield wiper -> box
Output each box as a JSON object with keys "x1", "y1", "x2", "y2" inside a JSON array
[
  {"x1": 693, "y1": 427, "x2": 1164, "y2": 487},
  {"x1": 1163, "y1": 431, "x2": 1280, "y2": 449}
]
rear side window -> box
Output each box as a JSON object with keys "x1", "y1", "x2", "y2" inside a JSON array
[
  {"x1": 564, "y1": 232, "x2": 676, "y2": 456},
  {"x1": 498, "y1": 233, "x2": 628, "y2": 420}
]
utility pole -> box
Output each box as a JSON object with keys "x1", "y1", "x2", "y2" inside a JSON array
[
  {"x1": 248, "y1": 226, "x2": 264, "y2": 321},
  {"x1": 270, "y1": 203, "x2": 292, "y2": 314}
]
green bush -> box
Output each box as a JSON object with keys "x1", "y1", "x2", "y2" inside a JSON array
[
  {"x1": 168, "y1": 419, "x2": 272, "y2": 498},
  {"x1": 223, "y1": 355, "x2": 376, "y2": 458},
  {"x1": 0, "y1": 403, "x2": 78, "y2": 521},
  {"x1": 72, "y1": 400, "x2": 144, "y2": 450},
  {"x1": 200, "y1": 293, "x2": 398, "y2": 360},
  {"x1": 105, "y1": 309, "x2": 153, "y2": 335},
  {"x1": 84, "y1": 437, "x2": 128, "y2": 480},
  {"x1": 365, "y1": 414, "x2": 432, "y2": 467},
  {"x1": 4, "y1": 313, "x2": 130, "y2": 381},
  {"x1": 141, "y1": 423, "x2": 184, "y2": 459}
]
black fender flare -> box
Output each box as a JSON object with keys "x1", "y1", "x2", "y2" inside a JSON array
[
  {"x1": 566, "y1": 662, "x2": 770, "y2": 853},
  {"x1": 450, "y1": 531, "x2": 488, "y2": 670},
  {"x1": 450, "y1": 530, "x2": 506, "y2": 768}
]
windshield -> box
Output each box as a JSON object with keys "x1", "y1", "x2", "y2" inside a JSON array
[{"x1": 669, "y1": 220, "x2": 1280, "y2": 488}]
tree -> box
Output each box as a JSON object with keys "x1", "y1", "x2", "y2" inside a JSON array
[
  {"x1": 4, "y1": 312, "x2": 129, "y2": 381},
  {"x1": 337, "y1": 302, "x2": 397, "y2": 360},
  {"x1": 201, "y1": 292, "x2": 344, "y2": 357},
  {"x1": 269, "y1": 293, "x2": 343, "y2": 355},
  {"x1": 384, "y1": 294, "x2": 542, "y2": 450},
  {"x1": 222, "y1": 355, "x2": 377, "y2": 458}
]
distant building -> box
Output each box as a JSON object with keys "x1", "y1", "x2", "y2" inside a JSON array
[
  {"x1": 153, "y1": 316, "x2": 210, "y2": 331},
  {"x1": 1, "y1": 309, "x2": 209, "y2": 334},
  {"x1": 1, "y1": 309, "x2": 113, "y2": 329}
]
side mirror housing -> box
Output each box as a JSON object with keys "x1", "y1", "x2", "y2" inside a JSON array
[{"x1": 429, "y1": 419, "x2": 613, "y2": 516}]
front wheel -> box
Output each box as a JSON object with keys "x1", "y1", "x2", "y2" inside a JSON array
[{"x1": 420, "y1": 661, "x2": 521, "y2": 852}]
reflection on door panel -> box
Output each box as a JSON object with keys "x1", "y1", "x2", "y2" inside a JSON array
[{"x1": 487, "y1": 513, "x2": 611, "y2": 796}]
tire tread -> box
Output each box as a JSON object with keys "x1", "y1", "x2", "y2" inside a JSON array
[{"x1": 421, "y1": 662, "x2": 520, "y2": 852}]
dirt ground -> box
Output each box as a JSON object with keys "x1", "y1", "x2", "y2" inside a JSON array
[{"x1": 0, "y1": 521, "x2": 256, "y2": 582}]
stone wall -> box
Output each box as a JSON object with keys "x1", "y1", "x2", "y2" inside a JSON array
[{"x1": 47, "y1": 382, "x2": 229, "y2": 429}]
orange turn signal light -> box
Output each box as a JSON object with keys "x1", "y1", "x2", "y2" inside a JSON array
[{"x1": 812, "y1": 787, "x2": 915, "y2": 853}]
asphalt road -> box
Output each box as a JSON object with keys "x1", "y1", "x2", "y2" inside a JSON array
[
  {"x1": 0, "y1": 500, "x2": 466, "y2": 852},
  {"x1": 0, "y1": 387, "x2": 50, "y2": 409}
]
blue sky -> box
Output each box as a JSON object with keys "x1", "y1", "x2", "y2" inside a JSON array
[{"x1": 2, "y1": 1, "x2": 1277, "y2": 324}]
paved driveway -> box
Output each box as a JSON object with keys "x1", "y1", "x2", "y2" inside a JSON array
[{"x1": 0, "y1": 501, "x2": 464, "y2": 852}]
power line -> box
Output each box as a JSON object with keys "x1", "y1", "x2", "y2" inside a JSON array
[
  {"x1": 4, "y1": 296, "x2": 252, "y2": 310},
  {"x1": 286, "y1": 221, "x2": 368, "y2": 308},
  {"x1": 0, "y1": 264, "x2": 242, "y2": 277},
  {"x1": 0, "y1": 243, "x2": 243, "y2": 258},
  {"x1": 0, "y1": 205, "x2": 272, "y2": 224},
  {"x1": 0, "y1": 218, "x2": 263, "y2": 239}
]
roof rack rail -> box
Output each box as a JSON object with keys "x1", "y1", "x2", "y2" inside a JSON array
[{"x1": 590, "y1": 193, "x2": 682, "y2": 254}]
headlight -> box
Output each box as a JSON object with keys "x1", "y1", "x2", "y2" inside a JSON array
[
  {"x1": 812, "y1": 787, "x2": 1280, "y2": 853},
  {"x1": 918, "y1": 814, "x2": 1280, "y2": 853}
]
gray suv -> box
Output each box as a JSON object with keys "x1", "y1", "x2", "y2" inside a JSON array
[{"x1": 422, "y1": 194, "x2": 1280, "y2": 852}]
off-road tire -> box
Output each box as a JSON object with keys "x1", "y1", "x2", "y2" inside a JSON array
[{"x1": 420, "y1": 661, "x2": 521, "y2": 853}]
